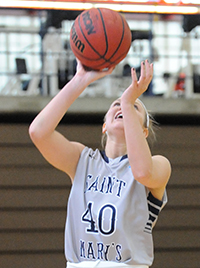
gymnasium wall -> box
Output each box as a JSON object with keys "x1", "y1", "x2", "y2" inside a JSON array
[{"x1": 0, "y1": 120, "x2": 199, "y2": 268}]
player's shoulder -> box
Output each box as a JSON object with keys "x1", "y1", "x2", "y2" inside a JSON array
[
  {"x1": 72, "y1": 144, "x2": 101, "y2": 160},
  {"x1": 71, "y1": 141, "x2": 86, "y2": 153}
]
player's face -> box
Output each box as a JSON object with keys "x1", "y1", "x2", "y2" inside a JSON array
[
  {"x1": 102, "y1": 98, "x2": 149, "y2": 150},
  {"x1": 104, "y1": 98, "x2": 147, "y2": 133}
]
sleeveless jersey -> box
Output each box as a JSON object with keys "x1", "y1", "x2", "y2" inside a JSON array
[{"x1": 65, "y1": 147, "x2": 167, "y2": 266}]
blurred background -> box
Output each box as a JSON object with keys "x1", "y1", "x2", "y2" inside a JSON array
[
  {"x1": 0, "y1": 1, "x2": 200, "y2": 268},
  {"x1": 1, "y1": 7, "x2": 200, "y2": 99}
]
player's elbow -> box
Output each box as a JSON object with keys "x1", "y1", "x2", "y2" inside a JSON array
[
  {"x1": 29, "y1": 123, "x2": 38, "y2": 143},
  {"x1": 29, "y1": 122, "x2": 44, "y2": 145},
  {"x1": 132, "y1": 168, "x2": 152, "y2": 185}
]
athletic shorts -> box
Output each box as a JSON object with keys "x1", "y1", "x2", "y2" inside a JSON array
[{"x1": 67, "y1": 260, "x2": 149, "y2": 268}]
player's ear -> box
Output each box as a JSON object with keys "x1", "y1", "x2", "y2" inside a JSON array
[
  {"x1": 143, "y1": 128, "x2": 149, "y2": 138},
  {"x1": 102, "y1": 123, "x2": 107, "y2": 134}
]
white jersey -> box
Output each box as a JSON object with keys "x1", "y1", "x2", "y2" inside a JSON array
[{"x1": 65, "y1": 147, "x2": 167, "y2": 266}]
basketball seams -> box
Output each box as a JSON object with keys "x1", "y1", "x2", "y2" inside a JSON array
[
  {"x1": 85, "y1": 51, "x2": 128, "y2": 69},
  {"x1": 97, "y1": 8, "x2": 109, "y2": 57},
  {"x1": 106, "y1": 14, "x2": 126, "y2": 61},
  {"x1": 78, "y1": 12, "x2": 109, "y2": 61},
  {"x1": 70, "y1": 8, "x2": 131, "y2": 69},
  {"x1": 72, "y1": 48, "x2": 106, "y2": 63},
  {"x1": 99, "y1": 11, "x2": 130, "y2": 66}
]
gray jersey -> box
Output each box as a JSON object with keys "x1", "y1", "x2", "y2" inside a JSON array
[{"x1": 65, "y1": 147, "x2": 167, "y2": 266}]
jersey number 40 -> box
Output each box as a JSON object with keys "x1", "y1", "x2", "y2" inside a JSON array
[{"x1": 81, "y1": 202, "x2": 117, "y2": 236}]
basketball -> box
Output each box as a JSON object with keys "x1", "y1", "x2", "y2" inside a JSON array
[{"x1": 70, "y1": 8, "x2": 132, "y2": 70}]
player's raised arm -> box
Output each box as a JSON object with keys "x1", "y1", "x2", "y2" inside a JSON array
[
  {"x1": 121, "y1": 60, "x2": 171, "y2": 200},
  {"x1": 29, "y1": 60, "x2": 113, "y2": 181}
]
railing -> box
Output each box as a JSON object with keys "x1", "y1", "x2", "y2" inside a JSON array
[{"x1": 0, "y1": 10, "x2": 200, "y2": 99}]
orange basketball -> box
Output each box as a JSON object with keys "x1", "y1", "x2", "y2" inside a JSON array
[{"x1": 70, "y1": 8, "x2": 132, "y2": 70}]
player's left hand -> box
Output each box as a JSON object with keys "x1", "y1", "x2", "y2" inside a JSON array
[{"x1": 121, "y1": 59, "x2": 153, "y2": 104}]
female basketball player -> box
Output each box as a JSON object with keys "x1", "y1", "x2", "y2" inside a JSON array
[{"x1": 29, "y1": 59, "x2": 171, "y2": 268}]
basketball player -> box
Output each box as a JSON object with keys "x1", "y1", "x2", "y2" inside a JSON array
[{"x1": 29, "y1": 59, "x2": 171, "y2": 268}]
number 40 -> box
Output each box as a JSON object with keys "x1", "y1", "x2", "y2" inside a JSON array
[{"x1": 81, "y1": 202, "x2": 117, "y2": 235}]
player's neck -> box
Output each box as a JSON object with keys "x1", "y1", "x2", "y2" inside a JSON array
[{"x1": 105, "y1": 140, "x2": 127, "y2": 159}]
